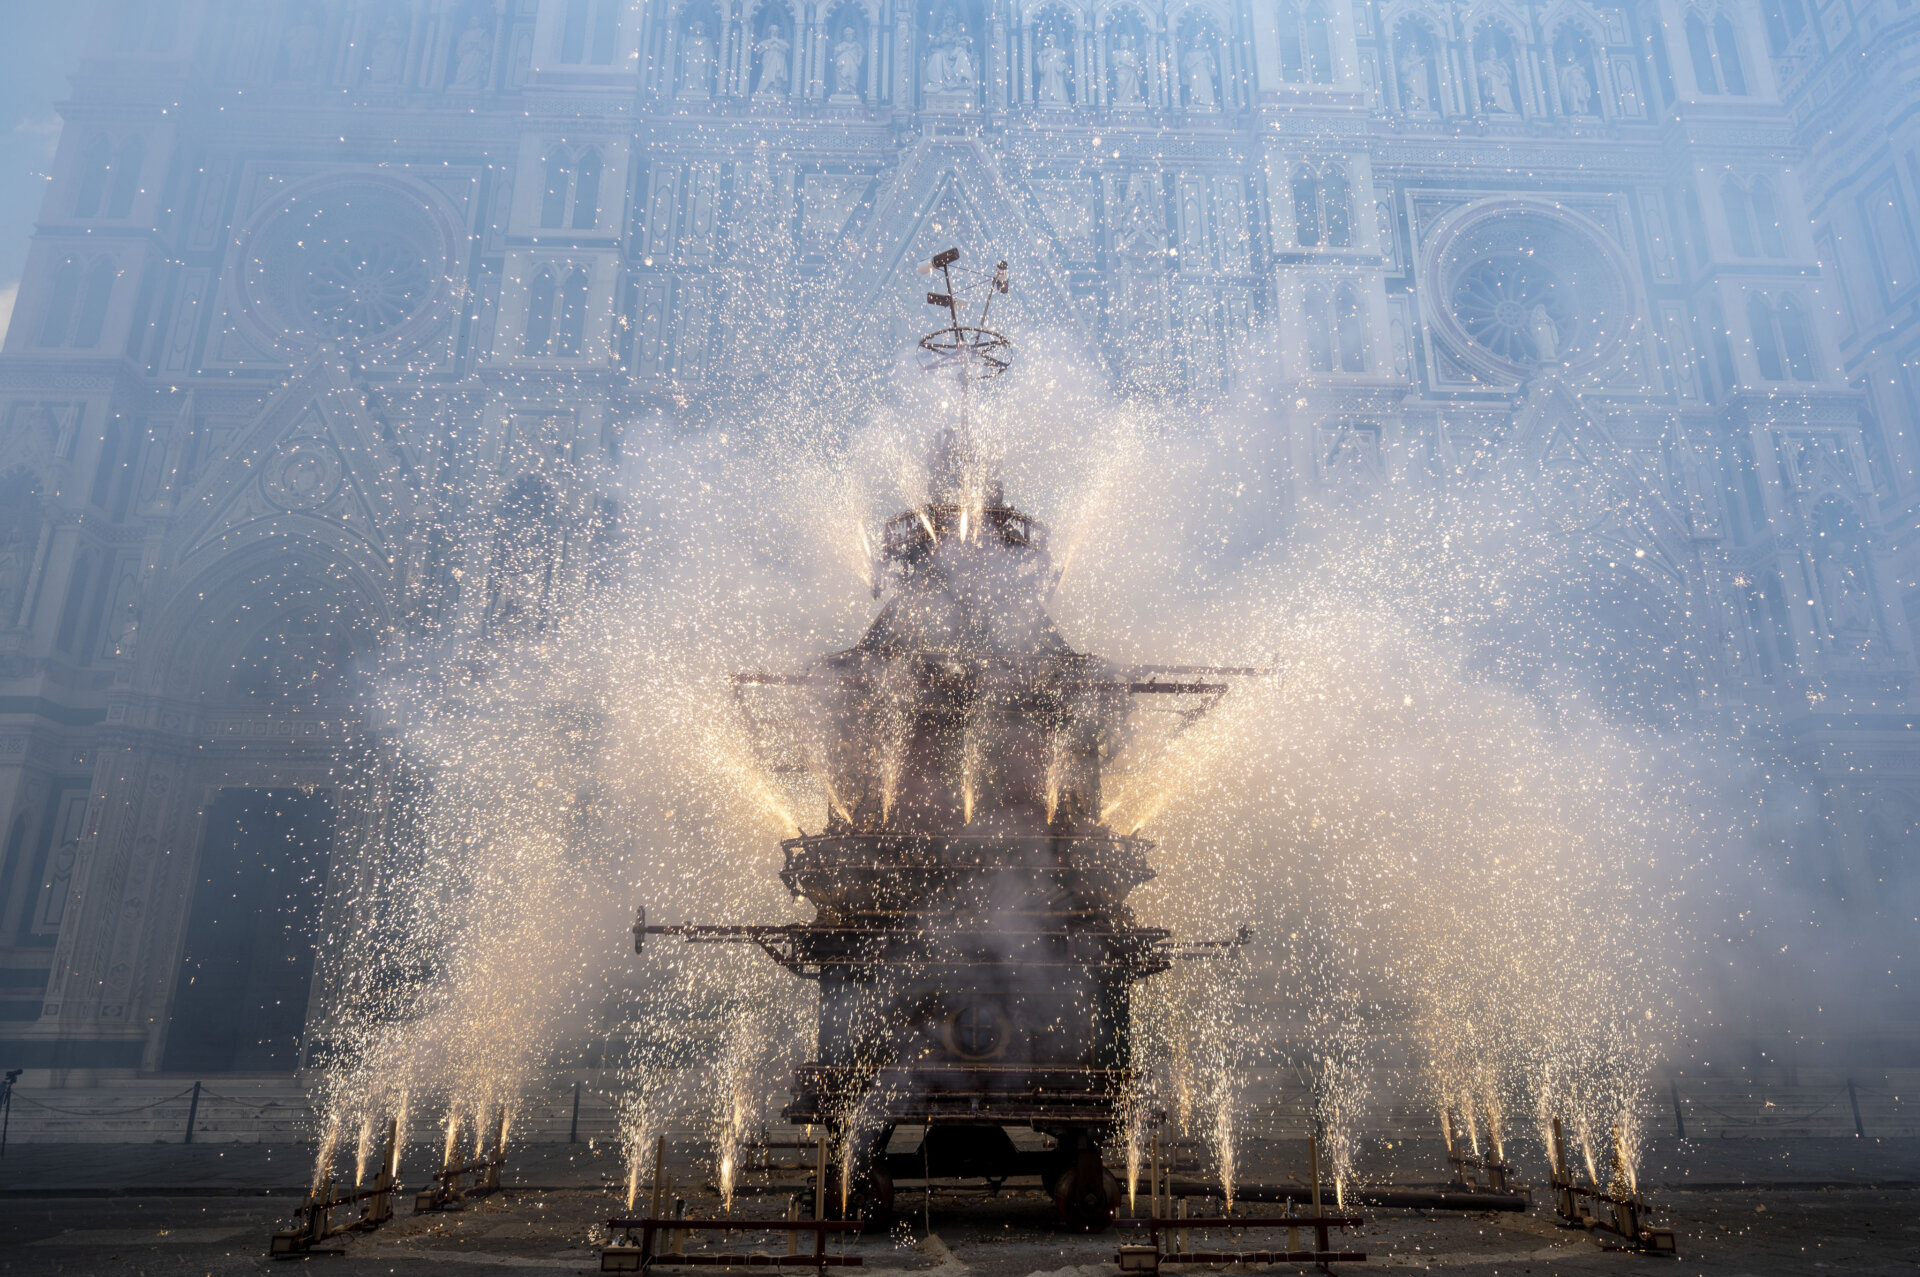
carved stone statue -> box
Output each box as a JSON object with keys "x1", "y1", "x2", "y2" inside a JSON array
[
  {"x1": 754, "y1": 29, "x2": 791, "y2": 97},
  {"x1": 925, "y1": 16, "x2": 977, "y2": 95},
  {"x1": 1399, "y1": 49, "x2": 1430, "y2": 111},
  {"x1": 1182, "y1": 40, "x2": 1217, "y2": 110},
  {"x1": 1559, "y1": 58, "x2": 1594, "y2": 114},
  {"x1": 1478, "y1": 55, "x2": 1515, "y2": 113},
  {"x1": 1036, "y1": 34, "x2": 1070, "y2": 105},
  {"x1": 1110, "y1": 39, "x2": 1144, "y2": 107},
  {"x1": 368, "y1": 17, "x2": 406, "y2": 85},
  {"x1": 831, "y1": 27, "x2": 864, "y2": 100},
  {"x1": 282, "y1": 12, "x2": 323, "y2": 81},
  {"x1": 1528, "y1": 303, "x2": 1560, "y2": 362},
  {"x1": 452, "y1": 15, "x2": 492, "y2": 91},
  {"x1": 681, "y1": 20, "x2": 716, "y2": 96}
]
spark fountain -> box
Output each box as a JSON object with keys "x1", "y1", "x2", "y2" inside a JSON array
[
  {"x1": 637, "y1": 252, "x2": 1252, "y2": 1232},
  {"x1": 294, "y1": 236, "x2": 1704, "y2": 1262}
]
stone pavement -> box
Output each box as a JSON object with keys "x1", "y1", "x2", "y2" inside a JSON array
[{"x1": 0, "y1": 1136, "x2": 1914, "y2": 1276}]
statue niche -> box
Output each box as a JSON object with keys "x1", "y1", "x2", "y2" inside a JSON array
[
  {"x1": 276, "y1": 3, "x2": 327, "y2": 83},
  {"x1": 1474, "y1": 23, "x2": 1522, "y2": 116},
  {"x1": 827, "y1": 9, "x2": 869, "y2": 103},
  {"x1": 1177, "y1": 16, "x2": 1222, "y2": 111},
  {"x1": 922, "y1": 0, "x2": 981, "y2": 106},
  {"x1": 677, "y1": 4, "x2": 721, "y2": 98},
  {"x1": 750, "y1": 6, "x2": 795, "y2": 101},
  {"x1": 365, "y1": 12, "x2": 408, "y2": 87},
  {"x1": 1551, "y1": 26, "x2": 1603, "y2": 117},
  {"x1": 1104, "y1": 9, "x2": 1150, "y2": 109},
  {"x1": 1395, "y1": 21, "x2": 1441, "y2": 114},
  {"x1": 1032, "y1": 10, "x2": 1076, "y2": 107},
  {"x1": 448, "y1": 9, "x2": 494, "y2": 92}
]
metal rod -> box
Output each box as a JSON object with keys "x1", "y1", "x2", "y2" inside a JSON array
[
  {"x1": 1309, "y1": 1134, "x2": 1327, "y2": 1253},
  {"x1": 814, "y1": 1136, "x2": 827, "y2": 1222},
  {"x1": 570, "y1": 1081, "x2": 581, "y2": 1144},
  {"x1": 183, "y1": 1080, "x2": 201, "y2": 1145},
  {"x1": 1149, "y1": 1128, "x2": 1160, "y2": 1220},
  {"x1": 1116, "y1": 1218, "x2": 1363, "y2": 1229},
  {"x1": 1174, "y1": 1181, "x2": 1527, "y2": 1212},
  {"x1": 607, "y1": 1219, "x2": 864, "y2": 1231},
  {"x1": 0, "y1": 1069, "x2": 17, "y2": 1159},
  {"x1": 650, "y1": 1134, "x2": 668, "y2": 1259},
  {"x1": 1157, "y1": 1251, "x2": 1366, "y2": 1264},
  {"x1": 635, "y1": 1256, "x2": 864, "y2": 1268}
]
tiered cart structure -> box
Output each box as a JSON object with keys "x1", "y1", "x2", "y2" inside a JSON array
[{"x1": 641, "y1": 252, "x2": 1238, "y2": 1230}]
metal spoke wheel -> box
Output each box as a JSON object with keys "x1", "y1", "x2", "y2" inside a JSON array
[{"x1": 1049, "y1": 1143, "x2": 1120, "y2": 1232}]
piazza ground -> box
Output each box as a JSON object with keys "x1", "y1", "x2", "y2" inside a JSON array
[{"x1": 0, "y1": 1136, "x2": 1913, "y2": 1276}]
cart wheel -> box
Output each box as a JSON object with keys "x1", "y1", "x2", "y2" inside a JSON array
[
  {"x1": 1051, "y1": 1151, "x2": 1119, "y2": 1232},
  {"x1": 852, "y1": 1163, "x2": 895, "y2": 1235}
]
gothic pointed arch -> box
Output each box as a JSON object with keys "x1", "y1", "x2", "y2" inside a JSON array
[
  {"x1": 39, "y1": 258, "x2": 84, "y2": 347},
  {"x1": 167, "y1": 357, "x2": 417, "y2": 621},
  {"x1": 1275, "y1": 0, "x2": 1335, "y2": 84},
  {"x1": 572, "y1": 148, "x2": 603, "y2": 229},
  {"x1": 1387, "y1": 9, "x2": 1444, "y2": 114},
  {"x1": 1778, "y1": 293, "x2": 1817, "y2": 380},
  {"x1": 1544, "y1": 10, "x2": 1608, "y2": 117},
  {"x1": 106, "y1": 136, "x2": 144, "y2": 218},
  {"x1": 1101, "y1": 5, "x2": 1155, "y2": 107},
  {"x1": 1469, "y1": 13, "x2": 1529, "y2": 117},
  {"x1": 1747, "y1": 293, "x2": 1783, "y2": 379},
  {"x1": 1722, "y1": 175, "x2": 1758, "y2": 257},
  {"x1": 542, "y1": 150, "x2": 573, "y2": 227},
  {"x1": 526, "y1": 266, "x2": 558, "y2": 353},
  {"x1": 74, "y1": 135, "x2": 113, "y2": 217}
]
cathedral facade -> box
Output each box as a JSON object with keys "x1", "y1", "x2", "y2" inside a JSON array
[{"x1": 0, "y1": 0, "x2": 1914, "y2": 1078}]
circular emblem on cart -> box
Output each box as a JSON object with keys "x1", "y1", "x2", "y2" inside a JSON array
[{"x1": 945, "y1": 1002, "x2": 1007, "y2": 1061}]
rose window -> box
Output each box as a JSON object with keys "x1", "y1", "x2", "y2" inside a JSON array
[
  {"x1": 295, "y1": 238, "x2": 432, "y2": 340},
  {"x1": 1449, "y1": 252, "x2": 1575, "y2": 365},
  {"x1": 1428, "y1": 204, "x2": 1632, "y2": 378},
  {"x1": 243, "y1": 181, "x2": 446, "y2": 346}
]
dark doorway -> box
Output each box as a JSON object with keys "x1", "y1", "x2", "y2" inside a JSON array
[{"x1": 162, "y1": 788, "x2": 334, "y2": 1073}]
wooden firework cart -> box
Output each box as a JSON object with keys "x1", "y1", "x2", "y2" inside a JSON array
[{"x1": 635, "y1": 251, "x2": 1256, "y2": 1232}]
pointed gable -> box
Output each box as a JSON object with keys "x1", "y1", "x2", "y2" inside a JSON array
[{"x1": 172, "y1": 356, "x2": 417, "y2": 581}]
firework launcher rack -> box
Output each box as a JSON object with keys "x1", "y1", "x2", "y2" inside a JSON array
[
  {"x1": 414, "y1": 1110, "x2": 510, "y2": 1212},
  {"x1": 1441, "y1": 1109, "x2": 1512, "y2": 1193},
  {"x1": 268, "y1": 1118, "x2": 402, "y2": 1256},
  {"x1": 603, "y1": 1136, "x2": 865, "y2": 1274},
  {"x1": 1114, "y1": 1135, "x2": 1368, "y2": 1274},
  {"x1": 1548, "y1": 1118, "x2": 1677, "y2": 1256}
]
